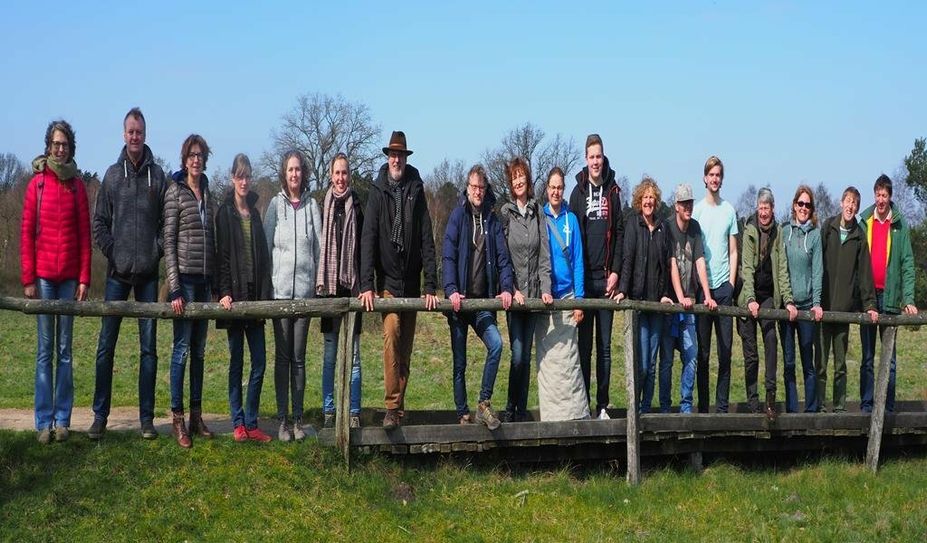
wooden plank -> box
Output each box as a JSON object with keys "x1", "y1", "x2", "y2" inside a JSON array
[
  {"x1": 866, "y1": 326, "x2": 897, "y2": 472},
  {"x1": 625, "y1": 310, "x2": 641, "y2": 486}
]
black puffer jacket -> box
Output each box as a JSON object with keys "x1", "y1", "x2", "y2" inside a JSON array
[
  {"x1": 93, "y1": 144, "x2": 166, "y2": 284},
  {"x1": 618, "y1": 212, "x2": 671, "y2": 302},
  {"x1": 359, "y1": 163, "x2": 437, "y2": 297},
  {"x1": 163, "y1": 170, "x2": 216, "y2": 300},
  {"x1": 215, "y1": 191, "x2": 272, "y2": 328}
]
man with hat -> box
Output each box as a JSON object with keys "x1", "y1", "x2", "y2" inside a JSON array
[
  {"x1": 659, "y1": 184, "x2": 715, "y2": 413},
  {"x1": 359, "y1": 131, "x2": 438, "y2": 430}
]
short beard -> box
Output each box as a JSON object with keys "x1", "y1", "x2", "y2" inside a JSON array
[{"x1": 389, "y1": 166, "x2": 404, "y2": 182}]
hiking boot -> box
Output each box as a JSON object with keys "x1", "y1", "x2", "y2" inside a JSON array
[
  {"x1": 349, "y1": 415, "x2": 361, "y2": 428},
  {"x1": 37, "y1": 428, "x2": 52, "y2": 444},
  {"x1": 765, "y1": 392, "x2": 778, "y2": 423},
  {"x1": 476, "y1": 401, "x2": 501, "y2": 430},
  {"x1": 172, "y1": 411, "x2": 192, "y2": 449},
  {"x1": 383, "y1": 409, "x2": 400, "y2": 430},
  {"x1": 87, "y1": 418, "x2": 106, "y2": 440},
  {"x1": 54, "y1": 426, "x2": 69, "y2": 442},
  {"x1": 233, "y1": 425, "x2": 249, "y2": 442},
  {"x1": 189, "y1": 409, "x2": 213, "y2": 439},
  {"x1": 323, "y1": 413, "x2": 335, "y2": 428},
  {"x1": 278, "y1": 418, "x2": 292, "y2": 442},
  {"x1": 292, "y1": 418, "x2": 307, "y2": 441},
  {"x1": 141, "y1": 420, "x2": 158, "y2": 440},
  {"x1": 459, "y1": 413, "x2": 473, "y2": 425},
  {"x1": 248, "y1": 427, "x2": 273, "y2": 443}
]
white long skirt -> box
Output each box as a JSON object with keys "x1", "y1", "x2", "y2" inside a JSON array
[{"x1": 535, "y1": 309, "x2": 590, "y2": 421}]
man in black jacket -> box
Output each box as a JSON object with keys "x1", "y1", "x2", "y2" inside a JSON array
[
  {"x1": 359, "y1": 131, "x2": 438, "y2": 430},
  {"x1": 88, "y1": 108, "x2": 167, "y2": 440},
  {"x1": 568, "y1": 134, "x2": 624, "y2": 419}
]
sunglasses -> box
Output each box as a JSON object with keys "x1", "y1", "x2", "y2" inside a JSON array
[{"x1": 795, "y1": 201, "x2": 813, "y2": 210}]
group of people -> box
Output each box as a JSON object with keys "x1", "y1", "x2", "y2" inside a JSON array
[{"x1": 20, "y1": 113, "x2": 919, "y2": 447}]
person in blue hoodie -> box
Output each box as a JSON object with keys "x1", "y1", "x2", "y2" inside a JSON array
[
  {"x1": 779, "y1": 185, "x2": 823, "y2": 413},
  {"x1": 442, "y1": 164, "x2": 514, "y2": 429},
  {"x1": 536, "y1": 167, "x2": 588, "y2": 421}
]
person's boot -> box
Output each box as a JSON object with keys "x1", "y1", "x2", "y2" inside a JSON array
[
  {"x1": 172, "y1": 410, "x2": 192, "y2": 448},
  {"x1": 765, "y1": 391, "x2": 778, "y2": 423},
  {"x1": 189, "y1": 409, "x2": 214, "y2": 439}
]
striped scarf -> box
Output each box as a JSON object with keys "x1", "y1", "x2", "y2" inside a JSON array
[
  {"x1": 316, "y1": 187, "x2": 358, "y2": 296},
  {"x1": 388, "y1": 179, "x2": 404, "y2": 251}
]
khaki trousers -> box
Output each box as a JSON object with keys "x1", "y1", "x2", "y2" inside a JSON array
[{"x1": 381, "y1": 291, "x2": 417, "y2": 410}]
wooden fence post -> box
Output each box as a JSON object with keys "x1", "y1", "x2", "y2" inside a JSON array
[
  {"x1": 335, "y1": 311, "x2": 356, "y2": 470},
  {"x1": 865, "y1": 325, "x2": 896, "y2": 472},
  {"x1": 624, "y1": 310, "x2": 641, "y2": 485}
]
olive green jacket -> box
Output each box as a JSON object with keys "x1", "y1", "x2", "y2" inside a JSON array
[{"x1": 737, "y1": 215, "x2": 794, "y2": 309}]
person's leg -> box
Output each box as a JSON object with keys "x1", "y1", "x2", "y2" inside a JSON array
[
  {"x1": 639, "y1": 313, "x2": 662, "y2": 413},
  {"x1": 273, "y1": 317, "x2": 293, "y2": 420},
  {"x1": 448, "y1": 313, "x2": 471, "y2": 418},
  {"x1": 505, "y1": 312, "x2": 527, "y2": 415},
  {"x1": 594, "y1": 305, "x2": 614, "y2": 413},
  {"x1": 381, "y1": 306, "x2": 402, "y2": 411},
  {"x1": 244, "y1": 323, "x2": 267, "y2": 429},
  {"x1": 397, "y1": 311, "x2": 417, "y2": 413},
  {"x1": 290, "y1": 317, "x2": 309, "y2": 421},
  {"x1": 227, "y1": 326, "x2": 246, "y2": 427},
  {"x1": 658, "y1": 314, "x2": 677, "y2": 413},
  {"x1": 34, "y1": 279, "x2": 56, "y2": 431},
  {"x1": 832, "y1": 323, "x2": 850, "y2": 412},
  {"x1": 475, "y1": 311, "x2": 503, "y2": 405},
  {"x1": 878, "y1": 323, "x2": 898, "y2": 412},
  {"x1": 321, "y1": 317, "x2": 340, "y2": 415},
  {"x1": 816, "y1": 323, "x2": 833, "y2": 411},
  {"x1": 797, "y1": 320, "x2": 818, "y2": 413},
  {"x1": 714, "y1": 283, "x2": 735, "y2": 413},
  {"x1": 759, "y1": 299, "x2": 779, "y2": 397},
  {"x1": 678, "y1": 316, "x2": 699, "y2": 414},
  {"x1": 349, "y1": 333, "x2": 362, "y2": 416},
  {"x1": 858, "y1": 321, "x2": 877, "y2": 413},
  {"x1": 779, "y1": 319, "x2": 798, "y2": 413},
  {"x1": 169, "y1": 279, "x2": 196, "y2": 413},
  {"x1": 577, "y1": 303, "x2": 594, "y2": 409},
  {"x1": 135, "y1": 278, "x2": 159, "y2": 425},
  {"x1": 695, "y1": 289, "x2": 714, "y2": 413},
  {"x1": 187, "y1": 282, "x2": 210, "y2": 412},
  {"x1": 739, "y1": 316, "x2": 759, "y2": 412},
  {"x1": 52, "y1": 280, "x2": 77, "y2": 430},
  {"x1": 92, "y1": 277, "x2": 130, "y2": 423}
]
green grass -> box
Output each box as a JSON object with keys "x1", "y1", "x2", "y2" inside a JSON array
[{"x1": 3, "y1": 310, "x2": 927, "y2": 541}]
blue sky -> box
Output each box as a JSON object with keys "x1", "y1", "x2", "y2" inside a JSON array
[{"x1": 2, "y1": 1, "x2": 924, "y2": 207}]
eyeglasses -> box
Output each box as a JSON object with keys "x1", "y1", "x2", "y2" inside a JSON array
[
  {"x1": 187, "y1": 152, "x2": 204, "y2": 161},
  {"x1": 51, "y1": 141, "x2": 69, "y2": 150},
  {"x1": 795, "y1": 201, "x2": 813, "y2": 210},
  {"x1": 468, "y1": 183, "x2": 486, "y2": 193}
]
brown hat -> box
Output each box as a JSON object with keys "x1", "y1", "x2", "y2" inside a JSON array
[{"x1": 382, "y1": 130, "x2": 413, "y2": 156}]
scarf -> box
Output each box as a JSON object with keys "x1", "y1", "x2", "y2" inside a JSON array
[
  {"x1": 316, "y1": 187, "x2": 358, "y2": 296},
  {"x1": 33, "y1": 155, "x2": 79, "y2": 182},
  {"x1": 388, "y1": 179, "x2": 404, "y2": 251},
  {"x1": 758, "y1": 218, "x2": 775, "y2": 263}
]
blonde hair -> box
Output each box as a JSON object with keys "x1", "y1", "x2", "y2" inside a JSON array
[{"x1": 631, "y1": 177, "x2": 662, "y2": 212}]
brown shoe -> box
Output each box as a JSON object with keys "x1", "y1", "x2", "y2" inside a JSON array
[
  {"x1": 172, "y1": 411, "x2": 192, "y2": 448},
  {"x1": 765, "y1": 392, "x2": 778, "y2": 423},
  {"x1": 383, "y1": 409, "x2": 400, "y2": 430},
  {"x1": 189, "y1": 409, "x2": 214, "y2": 439}
]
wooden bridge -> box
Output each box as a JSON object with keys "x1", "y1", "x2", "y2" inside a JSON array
[{"x1": 3, "y1": 296, "x2": 925, "y2": 484}]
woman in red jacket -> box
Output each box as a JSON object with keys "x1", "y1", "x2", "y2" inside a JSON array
[{"x1": 20, "y1": 119, "x2": 91, "y2": 444}]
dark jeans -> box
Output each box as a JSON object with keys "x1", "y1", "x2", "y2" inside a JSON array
[
  {"x1": 506, "y1": 311, "x2": 537, "y2": 417},
  {"x1": 169, "y1": 276, "x2": 210, "y2": 412},
  {"x1": 578, "y1": 278, "x2": 614, "y2": 412},
  {"x1": 273, "y1": 316, "x2": 309, "y2": 420},
  {"x1": 448, "y1": 310, "x2": 503, "y2": 417},
  {"x1": 92, "y1": 276, "x2": 158, "y2": 424},
  {"x1": 779, "y1": 318, "x2": 818, "y2": 412},
  {"x1": 696, "y1": 281, "x2": 734, "y2": 413},
  {"x1": 227, "y1": 323, "x2": 266, "y2": 429},
  {"x1": 738, "y1": 297, "x2": 779, "y2": 409},
  {"x1": 859, "y1": 291, "x2": 897, "y2": 413}
]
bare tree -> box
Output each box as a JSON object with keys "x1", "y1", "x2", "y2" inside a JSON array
[
  {"x1": 813, "y1": 182, "x2": 839, "y2": 222},
  {"x1": 0, "y1": 152, "x2": 28, "y2": 191},
  {"x1": 735, "y1": 184, "x2": 759, "y2": 219},
  {"x1": 262, "y1": 93, "x2": 381, "y2": 193},
  {"x1": 482, "y1": 123, "x2": 579, "y2": 203},
  {"x1": 424, "y1": 159, "x2": 467, "y2": 266}
]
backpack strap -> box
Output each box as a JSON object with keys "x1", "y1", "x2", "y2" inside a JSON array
[{"x1": 545, "y1": 215, "x2": 572, "y2": 276}]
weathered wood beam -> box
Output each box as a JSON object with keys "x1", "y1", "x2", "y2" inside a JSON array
[{"x1": 866, "y1": 326, "x2": 897, "y2": 472}]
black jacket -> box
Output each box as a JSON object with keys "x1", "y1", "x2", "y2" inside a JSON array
[
  {"x1": 820, "y1": 215, "x2": 877, "y2": 313},
  {"x1": 359, "y1": 163, "x2": 437, "y2": 297},
  {"x1": 618, "y1": 212, "x2": 671, "y2": 302},
  {"x1": 569, "y1": 156, "x2": 624, "y2": 285},
  {"x1": 215, "y1": 191, "x2": 272, "y2": 329},
  {"x1": 93, "y1": 144, "x2": 166, "y2": 284}
]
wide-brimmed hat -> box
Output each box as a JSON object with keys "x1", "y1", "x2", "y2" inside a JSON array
[{"x1": 382, "y1": 130, "x2": 413, "y2": 156}]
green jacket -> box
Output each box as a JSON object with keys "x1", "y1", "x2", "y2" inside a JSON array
[
  {"x1": 737, "y1": 215, "x2": 794, "y2": 309},
  {"x1": 859, "y1": 202, "x2": 916, "y2": 313},
  {"x1": 820, "y1": 215, "x2": 877, "y2": 313}
]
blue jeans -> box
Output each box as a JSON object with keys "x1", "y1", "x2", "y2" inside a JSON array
[
  {"x1": 34, "y1": 278, "x2": 77, "y2": 430},
  {"x1": 659, "y1": 313, "x2": 697, "y2": 413},
  {"x1": 227, "y1": 323, "x2": 266, "y2": 429},
  {"x1": 322, "y1": 319, "x2": 362, "y2": 416},
  {"x1": 860, "y1": 291, "x2": 897, "y2": 413},
  {"x1": 505, "y1": 311, "x2": 537, "y2": 417},
  {"x1": 638, "y1": 312, "x2": 664, "y2": 413},
  {"x1": 448, "y1": 310, "x2": 503, "y2": 417},
  {"x1": 92, "y1": 276, "x2": 158, "y2": 423},
  {"x1": 779, "y1": 318, "x2": 818, "y2": 413},
  {"x1": 169, "y1": 275, "x2": 210, "y2": 412}
]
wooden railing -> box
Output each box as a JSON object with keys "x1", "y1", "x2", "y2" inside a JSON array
[{"x1": 1, "y1": 295, "x2": 923, "y2": 480}]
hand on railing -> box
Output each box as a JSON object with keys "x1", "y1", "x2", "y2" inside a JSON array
[
  {"x1": 811, "y1": 305, "x2": 823, "y2": 321},
  {"x1": 220, "y1": 295, "x2": 233, "y2": 310},
  {"x1": 358, "y1": 290, "x2": 376, "y2": 312},
  {"x1": 496, "y1": 291, "x2": 512, "y2": 311},
  {"x1": 449, "y1": 292, "x2": 465, "y2": 312},
  {"x1": 423, "y1": 293, "x2": 438, "y2": 311}
]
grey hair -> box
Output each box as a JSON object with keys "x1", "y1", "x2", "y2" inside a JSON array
[{"x1": 756, "y1": 187, "x2": 775, "y2": 206}]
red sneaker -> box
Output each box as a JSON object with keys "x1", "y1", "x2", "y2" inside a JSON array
[
  {"x1": 247, "y1": 427, "x2": 273, "y2": 443},
  {"x1": 233, "y1": 425, "x2": 249, "y2": 442}
]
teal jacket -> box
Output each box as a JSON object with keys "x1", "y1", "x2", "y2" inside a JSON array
[
  {"x1": 859, "y1": 202, "x2": 916, "y2": 313},
  {"x1": 737, "y1": 215, "x2": 794, "y2": 309},
  {"x1": 781, "y1": 219, "x2": 822, "y2": 309}
]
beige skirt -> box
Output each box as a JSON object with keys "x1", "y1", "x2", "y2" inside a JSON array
[{"x1": 535, "y1": 308, "x2": 590, "y2": 421}]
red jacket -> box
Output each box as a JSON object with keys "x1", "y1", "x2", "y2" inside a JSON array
[{"x1": 20, "y1": 168, "x2": 92, "y2": 286}]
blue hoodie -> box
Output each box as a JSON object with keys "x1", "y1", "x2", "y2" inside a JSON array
[{"x1": 543, "y1": 201, "x2": 584, "y2": 299}]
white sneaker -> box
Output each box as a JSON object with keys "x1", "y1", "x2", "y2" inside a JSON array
[{"x1": 598, "y1": 408, "x2": 611, "y2": 420}]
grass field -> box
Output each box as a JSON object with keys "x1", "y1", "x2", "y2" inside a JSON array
[{"x1": 2, "y1": 309, "x2": 927, "y2": 541}]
